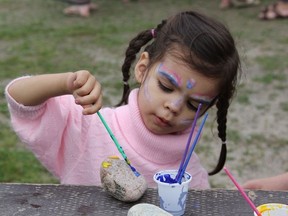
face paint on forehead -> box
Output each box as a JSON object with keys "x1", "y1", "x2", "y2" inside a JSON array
[
  {"x1": 186, "y1": 79, "x2": 196, "y2": 89},
  {"x1": 190, "y1": 93, "x2": 215, "y2": 104},
  {"x1": 157, "y1": 63, "x2": 182, "y2": 87}
]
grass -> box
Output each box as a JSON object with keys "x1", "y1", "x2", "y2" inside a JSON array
[
  {"x1": 280, "y1": 102, "x2": 288, "y2": 112},
  {"x1": 0, "y1": 124, "x2": 58, "y2": 183},
  {"x1": 1, "y1": 0, "x2": 288, "y2": 186}
]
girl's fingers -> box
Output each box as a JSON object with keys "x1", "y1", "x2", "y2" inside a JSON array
[
  {"x1": 67, "y1": 70, "x2": 92, "y2": 93},
  {"x1": 69, "y1": 70, "x2": 102, "y2": 115},
  {"x1": 74, "y1": 81, "x2": 101, "y2": 105},
  {"x1": 82, "y1": 95, "x2": 103, "y2": 115},
  {"x1": 74, "y1": 73, "x2": 97, "y2": 97},
  {"x1": 72, "y1": 70, "x2": 91, "y2": 89}
]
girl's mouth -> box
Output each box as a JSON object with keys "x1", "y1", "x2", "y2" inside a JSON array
[{"x1": 154, "y1": 115, "x2": 171, "y2": 127}]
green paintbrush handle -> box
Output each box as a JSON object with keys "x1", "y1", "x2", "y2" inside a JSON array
[{"x1": 97, "y1": 111, "x2": 128, "y2": 161}]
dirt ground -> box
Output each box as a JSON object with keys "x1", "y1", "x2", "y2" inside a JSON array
[
  {"x1": 201, "y1": 48, "x2": 288, "y2": 188},
  {"x1": 189, "y1": 2, "x2": 288, "y2": 188}
]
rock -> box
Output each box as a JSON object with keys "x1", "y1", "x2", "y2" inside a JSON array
[
  {"x1": 127, "y1": 203, "x2": 173, "y2": 216},
  {"x1": 100, "y1": 156, "x2": 147, "y2": 202}
]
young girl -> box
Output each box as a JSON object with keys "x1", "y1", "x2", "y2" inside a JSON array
[{"x1": 5, "y1": 11, "x2": 241, "y2": 189}]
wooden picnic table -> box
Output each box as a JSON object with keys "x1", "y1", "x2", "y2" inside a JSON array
[{"x1": 0, "y1": 183, "x2": 287, "y2": 215}]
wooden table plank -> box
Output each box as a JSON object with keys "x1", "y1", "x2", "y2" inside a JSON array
[{"x1": 0, "y1": 183, "x2": 287, "y2": 215}]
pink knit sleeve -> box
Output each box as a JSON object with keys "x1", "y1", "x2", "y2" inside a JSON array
[{"x1": 5, "y1": 78, "x2": 91, "y2": 180}]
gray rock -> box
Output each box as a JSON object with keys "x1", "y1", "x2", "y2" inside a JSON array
[
  {"x1": 100, "y1": 156, "x2": 147, "y2": 202},
  {"x1": 127, "y1": 203, "x2": 173, "y2": 216}
]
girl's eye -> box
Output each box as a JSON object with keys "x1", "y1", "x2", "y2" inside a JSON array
[
  {"x1": 158, "y1": 81, "x2": 173, "y2": 93},
  {"x1": 187, "y1": 101, "x2": 199, "y2": 112}
]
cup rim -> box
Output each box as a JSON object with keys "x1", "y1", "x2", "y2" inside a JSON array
[
  {"x1": 153, "y1": 169, "x2": 192, "y2": 186},
  {"x1": 254, "y1": 203, "x2": 288, "y2": 215}
]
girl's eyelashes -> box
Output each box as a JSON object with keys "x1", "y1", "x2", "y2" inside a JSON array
[
  {"x1": 158, "y1": 80, "x2": 201, "y2": 112},
  {"x1": 158, "y1": 80, "x2": 173, "y2": 93},
  {"x1": 158, "y1": 80, "x2": 204, "y2": 112},
  {"x1": 187, "y1": 101, "x2": 198, "y2": 112}
]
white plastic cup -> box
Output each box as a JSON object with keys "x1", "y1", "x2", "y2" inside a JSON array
[
  {"x1": 153, "y1": 170, "x2": 192, "y2": 216},
  {"x1": 254, "y1": 203, "x2": 288, "y2": 216}
]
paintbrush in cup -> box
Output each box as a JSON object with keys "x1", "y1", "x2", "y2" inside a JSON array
[
  {"x1": 175, "y1": 103, "x2": 202, "y2": 182},
  {"x1": 176, "y1": 111, "x2": 208, "y2": 184}
]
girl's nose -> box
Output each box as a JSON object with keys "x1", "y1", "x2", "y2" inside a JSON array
[{"x1": 164, "y1": 98, "x2": 184, "y2": 114}]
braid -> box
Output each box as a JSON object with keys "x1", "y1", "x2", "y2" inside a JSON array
[
  {"x1": 116, "y1": 19, "x2": 167, "y2": 106},
  {"x1": 209, "y1": 84, "x2": 234, "y2": 175},
  {"x1": 116, "y1": 30, "x2": 153, "y2": 106},
  {"x1": 154, "y1": 20, "x2": 167, "y2": 36}
]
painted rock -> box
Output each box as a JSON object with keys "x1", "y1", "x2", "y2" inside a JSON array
[
  {"x1": 127, "y1": 203, "x2": 173, "y2": 216},
  {"x1": 100, "y1": 156, "x2": 147, "y2": 202}
]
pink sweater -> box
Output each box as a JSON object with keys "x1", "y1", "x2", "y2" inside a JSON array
[{"x1": 5, "y1": 77, "x2": 209, "y2": 189}]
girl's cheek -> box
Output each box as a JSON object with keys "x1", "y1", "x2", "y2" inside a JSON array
[
  {"x1": 143, "y1": 78, "x2": 152, "y2": 101},
  {"x1": 178, "y1": 118, "x2": 194, "y2": 126}
]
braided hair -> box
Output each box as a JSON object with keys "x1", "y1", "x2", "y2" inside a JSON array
[{"x1": 117, "y1": 11, "x2": 241, "y2": 175}]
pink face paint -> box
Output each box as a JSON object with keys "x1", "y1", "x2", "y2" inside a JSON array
[
  {"x1": 186, "y1": 79, "x2": 196, "y2": 89},
  {"x1": 157, "y1": 63, "x2": 182, "y2": 87},
  {"x1": 190, "y1": 94, "x2": 214, "y2": 104},
  {"x1": 143, "y1": 76, "x2": 152, "y2": 101},
  {"x1": 171, "y1": 98, "x2": 184, "y2": 109}
]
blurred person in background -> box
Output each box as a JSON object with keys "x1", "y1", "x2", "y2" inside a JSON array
[
  {"x1": 62, "y1": 0, "x2": 141, "y2": 17},
  {"x1": 219, "y1": 0, "x2": 260, "y2": 9},
  {"x1": 63, "y1": 0, "x2": 98, "y2": 17},
  {"x1": 258, "y1": 0, "x2": 288, "y2": 20},
  {"x1": 220, "y1": 0, "x2": 288, "y2": 20}
]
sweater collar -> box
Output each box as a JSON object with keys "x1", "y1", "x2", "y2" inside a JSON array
[{"x1": 115, "y1": 89, "x2": 194, "y2": 164}]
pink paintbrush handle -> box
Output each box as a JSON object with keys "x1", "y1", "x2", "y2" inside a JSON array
[{"x1": 224, "y1": 167, "x2": 262, "y2": 216}]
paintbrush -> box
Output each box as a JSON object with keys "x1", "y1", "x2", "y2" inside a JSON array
[
  {"x1": 176, "y1": 112, "x2": 208, "y2": 183},
  {"x1": 175, "y1": 103, "x2": 202, "y2": 182},
  {"x1": 97, "y1": 111, "x2": 140, "y2": 177},
  {"x1": 224, "y1": 167, "x2": 262, "y2": 216}
]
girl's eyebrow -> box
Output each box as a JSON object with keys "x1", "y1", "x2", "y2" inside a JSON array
[{"x1": 157, "y1": 63, "x2": 182, "y2": 87}]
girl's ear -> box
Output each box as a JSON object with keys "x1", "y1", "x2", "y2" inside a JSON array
[{"x1": 135, "y1": 52, "x2": 150, "y2": 84}]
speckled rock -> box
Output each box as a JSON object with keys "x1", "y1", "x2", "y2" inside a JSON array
[
  {"x1": 100, "y1": 156, "x2": 147, "y2": 202},
  {"x1": 127, "y1": 203, "x2": 173, "y2": 216}
]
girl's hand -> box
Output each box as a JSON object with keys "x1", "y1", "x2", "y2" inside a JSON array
[{"x1": 67, "y1": 70, "x2": 102, "y2": 115}]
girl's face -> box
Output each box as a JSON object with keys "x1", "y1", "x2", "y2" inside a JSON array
[{"x1": 135, "y1": 52, "x2": 219, "y2": 135}]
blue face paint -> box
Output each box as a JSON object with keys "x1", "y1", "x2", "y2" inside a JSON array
[
  {"x1": 186, "y1": 79, "x2": 196, "y2": 89},
  {"x1": 157, "y1": 63, "x2": 182, "y2": 87},
  {"x1": 186, "y1": 81, "x2": 193, "y2": 89},
  {"x1": 158, "y1": 71, "x2": 179, "y2": 87}
]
